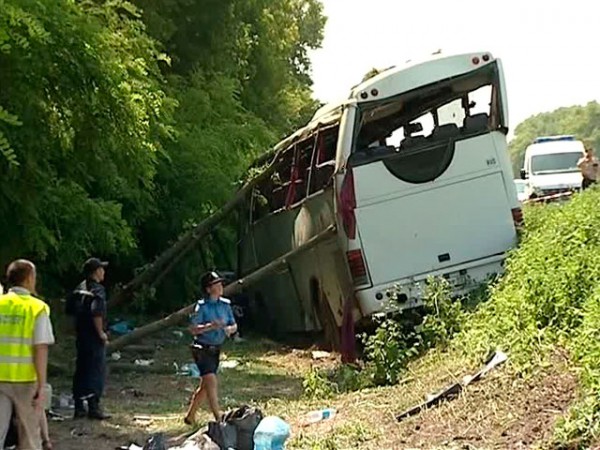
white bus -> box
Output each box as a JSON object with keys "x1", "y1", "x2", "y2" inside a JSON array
[{"x1": 237, "y1": 52, "x2": 521, "y2": 345}]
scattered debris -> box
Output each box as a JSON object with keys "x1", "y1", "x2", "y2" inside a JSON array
[
  {"x1": 121, "y1": 388, "x2": 145, "y2": 398},
  {"x1": 53, "y1": 393, "x2": 74, "y2": 410},
  {"x1": 135, "y1": 359, "x2": 155, "y2": 367},
  {"x1": 70, "y1": 427, "x2": 88, "y2": 437},
  {"x1": 111, "y1": 351, "x2": 122, "y2": 361},
  {"x1": 134, "y1": 415, "x2": 153, "y2": 424},
  {"x1": 175, "y1": 363, "x2": 200, "y2": 378},
  {"x1": 110, "y1": 320, "x2": 134, "y2": 336},
  {"x1": 311, "y1": 350, "x2": 331, "y2": 360},
  {"x1": 303, "y1": 407, "x2": 337, "y2": 425},
  {"x1": 172, "y1": 330, "x2": 184, "y2": 339},
  {"x1": 221, "y1": 360, "x2": 240, "y2": 369},
  {"x1": 396, "y1": 350, "x2": 509, "y2": 422},
  {"x1": 253, "y1": 416, "x2": 291, "y2": 449},
  {"x1": 48, "y1": 410, "x2": 65, "y2": 422}
]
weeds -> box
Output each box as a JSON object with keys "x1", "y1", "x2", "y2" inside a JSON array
[
  {"x1": 302, "y1": 366, "x2": 338, "y2": 399},
  {"x1": 301, "y1": 190, "x2": 600, "y2": 447},
  {"x1": 451, "y1": 189, "x2": 600, "y2": 447},
  {"x1": 303, "y1": 274, "x2": 470, "y2": 395}
]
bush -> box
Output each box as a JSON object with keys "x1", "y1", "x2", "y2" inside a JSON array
[
  {"x1": 361, "y1": 317, "x2": 420, "y2": 386},
  {"x1": 302, "y1": 366, "x2": 338, "y2": 399},
  {"x1": 420, "y1": 277, "x2": 466, "y2": 349},
  {"x1": 301, "y1": 277, "x2": 472, "y2": 397},
  {"x1": 451, "y1": 189, "x2": 600, "y2": 446}
]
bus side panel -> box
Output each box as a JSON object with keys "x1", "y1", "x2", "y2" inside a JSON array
[
  {"x1": 238, "y1": 188, "x2": 341, "y2": 334},
  {"x1": 490, "y1": 131, "x2": 520, "y2": 208}
]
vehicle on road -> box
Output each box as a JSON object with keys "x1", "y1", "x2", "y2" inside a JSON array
[
  {"x1": 236, "y1": 51, "x2": 521, "y2": 344},
  {"x1": 520, "y1": 135, "x2": 584, "y2": 200}
]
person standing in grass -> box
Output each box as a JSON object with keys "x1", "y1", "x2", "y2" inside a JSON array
[
  {"x1": 70, "y1": 257, "x2": 111, "y2": 420},
  {"x1": 184, "y1": 271, "x2": 237, "y2": 424},
  {"x1": 0, "y1": 259, "x2": 54, "y2": 450},
  {"x1": 578, "y1": 144, "x2": 599, "y2": 190}
]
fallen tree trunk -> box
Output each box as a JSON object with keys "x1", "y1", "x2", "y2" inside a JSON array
[
  {"x1": 108, "y1": 225, "x2": 337, "y2": 351},
  {"x1": 110, "y1": 151, "x2": 284, "y2": 308}
]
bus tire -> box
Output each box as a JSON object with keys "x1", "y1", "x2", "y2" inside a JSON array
[{"x1": 310, "y1": 279, "x2": 341, "y2": 351}]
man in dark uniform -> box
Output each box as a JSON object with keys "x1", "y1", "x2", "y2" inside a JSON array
[
  {"x1": 69, "y1": 257, "x2": 111, "y2": 420},
  {"x1": 184, "y1": 271, "x2": 237, "y2": 424}
]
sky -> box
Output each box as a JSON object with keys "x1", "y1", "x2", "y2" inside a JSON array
[{"x1": 309, "y1": 0, "x2": 600, "y2": 134}]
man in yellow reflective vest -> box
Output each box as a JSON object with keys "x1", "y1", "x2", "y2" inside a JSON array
[{"x1": 0, "y1": 260, "x2": 55, "y2": 450}]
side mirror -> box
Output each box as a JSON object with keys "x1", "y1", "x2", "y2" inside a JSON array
[{"x1": 520, "y1": 169, "x2": 527, "y2": 180}]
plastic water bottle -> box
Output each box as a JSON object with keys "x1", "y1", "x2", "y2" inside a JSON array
[
  {"x1": 253, "y1": 416, "x2": 290, "y2": 450},
  {"x1": 304, "y1": 408, "x2": 337, "y2": 425},
  {"x1": 44, "y1": 383, "x2": 52, "y2": 411}
]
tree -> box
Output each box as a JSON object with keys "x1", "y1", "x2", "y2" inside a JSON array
[
  {"x1": 0, "y1": 0, "x2": 327, "y2": 310},
  {"x1": 0, "y1": 0, "x2": 174, "y2": 278},
  {"x1": 133, "y1": 0, "x2": 326, "y2": 134},
  {"x1": 509, "y1": 102, "x2": 600, "y2": 173}
]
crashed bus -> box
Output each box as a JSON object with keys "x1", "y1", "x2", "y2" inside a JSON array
[{"x1": 236, "y1": 52, "x2": 521, "y2": 345}]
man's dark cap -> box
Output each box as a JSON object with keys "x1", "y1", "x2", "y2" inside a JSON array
[
  {"x1": 83, "y1": 257, "x2": 108, "y2": 276},
  {"x1": 201, "y1": 271, "x2": 224, "y2": 289}
]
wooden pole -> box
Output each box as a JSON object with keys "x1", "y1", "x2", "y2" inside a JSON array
[
  {"x1": 110, "y1": 151, "x2": 284, "y2": 308},
  {"x1": 108, "y1": 225, "x2": 337, "y2": 351}
]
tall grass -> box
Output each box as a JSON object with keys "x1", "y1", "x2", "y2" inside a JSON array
[{"x1": 454, "y1": 189, "x2": 600, "y2": 447}]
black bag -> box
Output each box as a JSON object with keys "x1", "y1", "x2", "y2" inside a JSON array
[
  {"x1": 142, "y1": 433, "x2": 167, "y2": 450},
  {"x1": 206, "y1": 405, "x2": 264, "y2": 450}
]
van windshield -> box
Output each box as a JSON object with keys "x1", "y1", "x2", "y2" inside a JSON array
[{"x1": 531, "y1": 152, "x2": 581, "y2": 175}]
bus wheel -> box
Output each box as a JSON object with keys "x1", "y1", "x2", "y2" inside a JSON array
[
  {"x1": 312, "y1": 282, "x2": 341, "y2": 351},
  {"x1": 254, "y1": 291, "x2": 273, "y2": 332}
]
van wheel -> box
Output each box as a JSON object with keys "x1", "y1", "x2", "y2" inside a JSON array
[{"x1": 311, "y1": 280, "x2": 341, "y2": 351}]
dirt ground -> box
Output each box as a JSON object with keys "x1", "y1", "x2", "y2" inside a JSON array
[{"x1": 46, "y1": 334, "x2": 578, "y2": 450}]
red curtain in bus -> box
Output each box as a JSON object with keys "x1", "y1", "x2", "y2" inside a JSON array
[
  {"x1": 339, "y1": 167, "x2": 356, "y2": 239},
  {"x1": 285, "y1": 147, "x2": 300, "y2": 208}
]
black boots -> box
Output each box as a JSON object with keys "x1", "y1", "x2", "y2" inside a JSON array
[
  {"x1": 73, "y1": 399, "x2": 87, "y2": 419},
  {"x1": 74, "y1": 396, "x2": 111, "y2": 420},
  {"x1": 88, "y1": 395, "x2": 111, "y2": 420}
]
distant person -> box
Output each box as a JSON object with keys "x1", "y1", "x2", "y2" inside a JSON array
[
  {"x1": 0, "y1": 260, "x2": 55, "y2": 450},
  {"x1": 69, "y1": 258, "x2": 111, "y2": 420},
  {"x1": 184, "y1": 271, "x2": 237, "y2": 425},
  {"x1": 577, "y1": 145, "x2": 599, "y2": 190}
]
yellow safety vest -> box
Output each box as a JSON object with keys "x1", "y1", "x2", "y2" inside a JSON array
[{"x1": 0, "y1": 291, "x2": 49, "y2": 382}]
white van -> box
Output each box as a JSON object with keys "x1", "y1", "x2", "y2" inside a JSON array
[{"x1": 520, "y1": 136, "x2": 584, "y2": 199}]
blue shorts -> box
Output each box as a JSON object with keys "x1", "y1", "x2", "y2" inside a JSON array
[{"x1": 191, "y1": 344, "x2": 221, "y2": 376}]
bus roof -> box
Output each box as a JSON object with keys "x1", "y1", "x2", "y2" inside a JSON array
[
  {"x1": 250, "y1": 51, "x2": 498, "y2": 168},
  {"x1": 525, "y1": 139, "x2": 584, "y2": 156},
  {"x1": 348, "y1": 51, "x2": 497, "y2": 104}
]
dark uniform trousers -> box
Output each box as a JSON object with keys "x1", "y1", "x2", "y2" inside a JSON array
[{"x1": 73, "y1": 337, "x2": 106, "y2": 400}]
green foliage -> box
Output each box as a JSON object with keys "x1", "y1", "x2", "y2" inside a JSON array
[
  {"x1": 302, "y1": 366, "x2": 338, "y2": 400},
  {"x1": 0, "y1": 0, "x2": 174, "y2": 279},
  {"x1": 509, "y1": 101, "x2": 600, "y2": 173},
  {"x1": 301, "y1": 278, "x2": 473, "y2": 397},
  {"x1": 0, "y1": 106, "x2": 22, "y2": 167},
  {"x1": 420, "y1": 277, "x2": 466, "y2": 349},
  {"x1": 133, "y1": 0, "x2": 325, "y2": 134},
  {"x1": 361, "y1": 317, "x2": 420, "y2": 386},
  {"x1": 0, "y1": 0, "x2": 326, "y2": 303}
]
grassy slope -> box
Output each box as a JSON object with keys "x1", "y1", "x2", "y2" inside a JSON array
[{"x1": 48, "y1": 188, "x2": 600, "y2": 449}]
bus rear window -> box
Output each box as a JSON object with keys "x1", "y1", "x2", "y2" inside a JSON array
[{"x1": 351, "y1": 64, "x2": 504, "y2": 183}]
